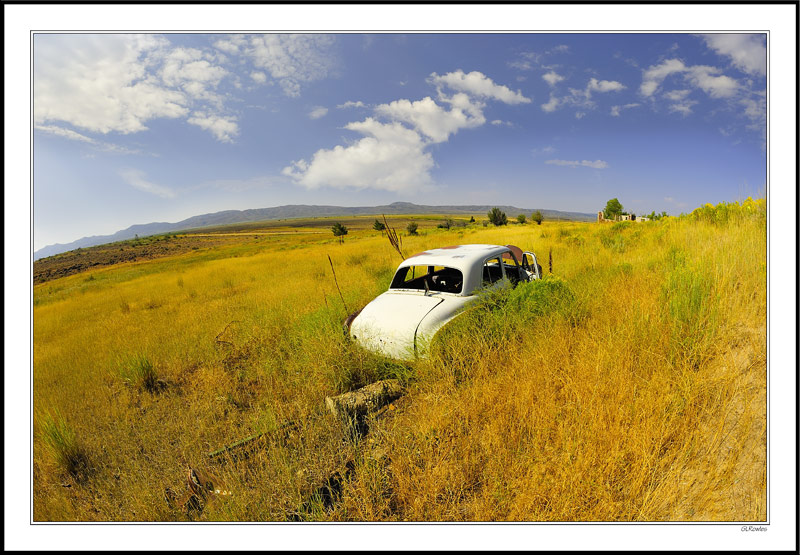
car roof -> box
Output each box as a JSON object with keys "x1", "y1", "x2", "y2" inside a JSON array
[{"x1": 399, "y1": 244, "x2": 512, "y2": 271}]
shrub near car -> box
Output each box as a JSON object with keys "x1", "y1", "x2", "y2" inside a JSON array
[{"x1": 345, "y1": 244, "x2": 542, "y2": 360}]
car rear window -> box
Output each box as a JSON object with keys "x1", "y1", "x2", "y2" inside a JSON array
[{"x1": 390, "y1": 265, "x2": 463, "y2": 294}]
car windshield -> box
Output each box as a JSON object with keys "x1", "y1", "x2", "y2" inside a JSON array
[{"x1": 390, "y1": 265, "x2": 464, "y2": 294}]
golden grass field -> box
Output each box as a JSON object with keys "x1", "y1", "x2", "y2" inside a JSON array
[{"x1": 32, "y1": 200, "x2": 766, "y2": 521}]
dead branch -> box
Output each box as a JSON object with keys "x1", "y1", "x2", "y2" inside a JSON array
[
  {"x1": 382, "y1": 214, "x2": 405, "y2": 261},
  {"x1": 327, "y1": 255, "x2": 349, "y2": 314}
]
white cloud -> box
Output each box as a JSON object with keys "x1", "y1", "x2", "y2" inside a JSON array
[
  {"x1": 542, "y1": 71, "x2": 564, "y2": 87},
  {"x1": 250, "y1": 71, "x2": 267, "y2": 83},
  {"x1": 545, "y1": 159, "x2": 608, "y2": 169},
  {"x1": 284, "y1": 70, "x2": 527, "y2": 192},
  {"x1": 34, "y1": 35, "x2": 188, "y2": 135},
  {"x1": 33, "y1": 34, "x2": 239, "y2": 143},
  {"x1": 35, "y1": 124, "x2": 96, "y2": 144},
  {"x1": 610, "y1": 103, "x2": 641, "y2": 117},
  {"x1": 186, "y1": 112, "x2": 239, "y2": 143},
  {"x1": 540, "y1": 77, "x2": 624, "y2": 114},
  {"x1": 35, "y1": 124, "x2": 143, "y2": 154},
  {"x1": 375, "y1": 95, "x2": 484, "y2": 143},
  {"x1": 664, "y1": 89, "x2": 691, "y2": 101},
  {"x1": 215, "y1": 34, "x2": 336, "y2": 97},
  {"x1": 700, "y1": 34, "x2": 766, "y2": 76},
  {"x1": 282, "y1": 118, "x2": 434, "y2": 192},
  {"x1": 640, "y1": 58, "x2": 687, "y2": 97},
  {"x1": 337, "y1": 100, "x2": 366, "y2": 109},
  {"x1": 668, "y1": 100, "x2": 699, "y2": 116},
  {"x1": 587, "y1": 78, "x2": 626, "y2": 94},
  {"x1": 508, "y1": 60, "x2": 533, "y2": 71},
  {"x1": 119, "y1": 168, "x2": 176, "y2": 198},
  {"x1": 428, "y1": 70, "x2": 531, "y2": 104},
  {"x1": 639, "y1": 58, "x2": 738, "y2": 99},
  {"x1": 541, "y1": 94, "x2": 561, "y2": 113},
  {"x1": 686, "y1": 65, "x2": 739, "y2": 98},
  {"x1": 308, "y1": 106, "x2": 328, "y2": 119},
  {"x1": 490, "y1": 119, "x2": 513, "y2": 127}
]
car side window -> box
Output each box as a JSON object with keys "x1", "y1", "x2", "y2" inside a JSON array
[
  {"x1": 482, "y1": 257, "x2": 504, "y2": 286},
  {"x1": 501, "y1": 251, "x2": 521, "y2": 284}
]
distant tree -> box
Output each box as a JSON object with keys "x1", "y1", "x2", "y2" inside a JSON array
[
  {"x1": 373, "y1": 219, "x2": 386, "y2": 234},
  {"x1": 406, "y1": 221, "x2": 419, "y2": 235},
  {"x1": 532, "y1": 210, "x2": 543, "y2": 225},
  {"x1": 516, "y1": 214, "x2": 527, "y2": 224},
  {"x1": 487, "y1": 207, "x2": 508, "y2": 226},
  {"x1": 603, "y1": 198, "x2": 624, "y2": 220},
  {"x1": 331, "y1": 222, "x2": 348, "y2": 244},
  {"x1": 661, "y1": 211, "x2": 668, "y2": 219},
  {"x1": 469, "y1": 216, "x2": 476, "y2": 223},
  {"x1": 437, "y1": 218, "x2": 454, "y2": 230},
  {"x1": 631, "y1": 213, "x2": 636, "y2": 221}
]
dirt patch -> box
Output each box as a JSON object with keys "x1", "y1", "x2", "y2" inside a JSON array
[{"x1": 33, "y1": 234, "x2": 251, "y2": 284}]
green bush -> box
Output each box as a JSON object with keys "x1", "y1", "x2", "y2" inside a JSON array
[
  {"x1": 39, "y1": 410, "x2": 90, "y2": 481},
  {"x1": 120, "y1": 353, "x2": 165, "y2": 393}
]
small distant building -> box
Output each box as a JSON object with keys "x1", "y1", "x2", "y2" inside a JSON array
[{"x1": 597, "y1": 211, "x2": 635, "y2": 223}]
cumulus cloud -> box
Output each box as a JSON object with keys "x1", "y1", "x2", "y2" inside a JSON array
[
  {"x1": 284, "y1": 70, "x2": 527, "y2": 192},
  {"x1": 282, "y1": 119, "x2": 434, "y2": 192},
  {"x1": 375, "y1": 94, "x2": 484, "y2": 143},
  {"x1": 213, "y1": 34, "x2": 336, "y2": 97},
  {"x1": 428, "y1": 70, "x2": 531, "y2": 104},
  {"x1": 668, "y1": 100, "x2": 699, "y2": 116},
  {"x1": 541, "y1": 94, "x2": 561, "y2": 113},
  {"x1": 640, "y1": 58, "x2": 687, "y2": 97},
  {"x1": 664, "y1": 89, "x2": 691, "y2": 101},
  {"x1": 186, "y1": 112, "x2": 239, "y2": 142},
  {"x1": 700, "y1": 34, "x2": 766, "y2": 76},
  {"x1": 610, "y1": 103, "x2": 640, "y2": 117},
  {"x1": 540, "y1": 77, "x2": 625, "y2": 113},
  {"x1": 34, "y1": 35, "x2": 188, "y2": 135},
  {"x1": 542, "y1": 71, "x2": 564, "y2": 86},
  {"x1": 34, "y1": 34, "x2": 238, "y2": 143},
  {"x1": 308, "y1": 106, "x2": 328, "y2": 119},
  {"x1": 337, "y1": 100, "x2": 366, "y2": 109},
  {"x1": 250, "y1": 71, "x2": 267, "y2": 83},
  {"x1": 639, "y1": 58, "x2": 738, "y2": 99},
  {"x1": 545, "y1": 159, "x2": 608, "y2": 169},
  {"x1": 587, "y1": 78, "x2": 626, "y2": 94},
  {"x1": 119, "y1": 168, "x2": 176, "y2": 198},
  {"x1": 685, "y1": 65, "x2": 739, "y2": 98}
]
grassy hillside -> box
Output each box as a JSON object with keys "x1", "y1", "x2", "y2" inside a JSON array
[{"x1": 32, "y1": 199, "x2": 766, "y2": 521}]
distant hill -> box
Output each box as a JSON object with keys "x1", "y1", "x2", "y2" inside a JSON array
[{"x1": 34, "y1": 202, "x2": 595, "y2": 260}]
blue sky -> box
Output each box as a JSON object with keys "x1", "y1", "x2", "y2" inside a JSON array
[{"x1": 33, "y1": 32, "x2": 766, "y2": 250}]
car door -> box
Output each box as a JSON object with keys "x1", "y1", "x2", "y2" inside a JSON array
[{"x1": 521, "y1": 252, "x2": 542, "y2": 280}]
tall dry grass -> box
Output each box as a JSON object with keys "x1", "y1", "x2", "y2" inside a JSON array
[{"x1": 32, "y1": 201, "x2": 766, "y2": 521}]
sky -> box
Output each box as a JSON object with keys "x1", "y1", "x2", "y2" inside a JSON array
[{"x1": 32, "y1": 32, "x2": 767, "y2": 250}]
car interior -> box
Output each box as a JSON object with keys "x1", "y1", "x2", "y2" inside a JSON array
[{"x1": 390, "y1": 265, "x2": 464, "y2": 294}]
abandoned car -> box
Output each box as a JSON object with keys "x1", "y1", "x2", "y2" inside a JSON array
[{"x1": 345, "y1": 244, "x2": 542, "y2": 360}]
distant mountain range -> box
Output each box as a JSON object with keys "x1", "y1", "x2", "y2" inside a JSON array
[{"x1": 34, "y1": 202, "x2": 595, "y2": 260}]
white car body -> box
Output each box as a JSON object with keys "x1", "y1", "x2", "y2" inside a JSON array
[{"x1": 346, "y1": 244, "x2": 541, "y2": 360}]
